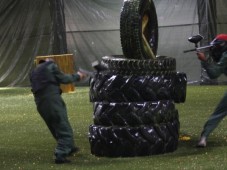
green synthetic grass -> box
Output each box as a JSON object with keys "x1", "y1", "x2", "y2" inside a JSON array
[{"x1": 1, "y1": 86, "x2": 227, "y2": 170}]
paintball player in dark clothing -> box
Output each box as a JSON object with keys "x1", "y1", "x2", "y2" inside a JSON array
[
  {"x1": 30, "y1": 59, "x2": 87, "y2": 164},
  {"x1": 196, "y1": 34, "x2": 227, "y2": 147}
]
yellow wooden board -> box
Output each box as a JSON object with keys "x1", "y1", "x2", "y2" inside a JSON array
[{"x1": 35, "y1": 54, "x2": 75, "y2": 93}]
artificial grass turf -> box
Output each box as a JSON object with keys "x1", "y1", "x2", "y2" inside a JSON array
[{"x1": 1, "y1": 86, "x2": 227, "y2": 170}]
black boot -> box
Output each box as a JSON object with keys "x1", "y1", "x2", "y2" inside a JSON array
[
  {"x1": 68, "y1": 146, "x2": 80, "y2": 156},
  {"x1": 55, "y1": 153, "x2": 71, "y2": 164},
  {"x1": 55, "y1": 157, "x2": 71, "y2": 164}
]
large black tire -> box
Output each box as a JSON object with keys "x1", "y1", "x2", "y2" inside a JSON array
[
  {"x1": 88, "y1": 0, "x2": 185, "y2": 158},
  {"x1": 101, "y1": 55, "x2": 176, "y2": 73},
  {"x1": 88, "y1": 120, "x2": 179, "y2": 157},
  {"x1": 120, "y1": 0, "x2": 158, "y2": 59},
  {"x1": 93, "y1": 100, "x2": 178, "y2": 126},
  {"x1": 90, "y1": 73, "x2": 186, "y2": 103}
]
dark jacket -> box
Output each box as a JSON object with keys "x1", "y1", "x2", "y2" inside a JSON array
[
  {"x1": 202, "y1": 52, "x2": 227, "y2": 79},
  {"x1": 30, "y1": 61, "x2": 80, "y2": 96}
]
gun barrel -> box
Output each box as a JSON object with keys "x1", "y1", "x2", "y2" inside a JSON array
[
  {"x1": 78, "y1": 68, "x2": 94, "y2": 77},
  {"x1": 196, "y1": 45, "x2": 212, "y2": 50},
  {"x1": 184, "y1": 45, "x2": 213, "y2": 53},
  {"x1": 183, "y1": 49, "x2": 196, "y2": 53}
]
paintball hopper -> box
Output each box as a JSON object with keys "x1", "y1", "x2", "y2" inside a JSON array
[
  {"x1": 184, "y1": 34, "x2": 205, "y2": 53},
  {"x1": 91, "y1": 60, "x2": 107, "y2": 72},
  {"x1": 188, "y1": 34, "x2": 204, "y2": 47}
]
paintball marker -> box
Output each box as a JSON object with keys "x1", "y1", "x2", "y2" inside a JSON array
[
  {"x1": 183, "y1": 34, "x2": 213, "y2": 53},
  {"x1": 183, "y1": 34, "x2": 203, "y2": 53},
  {"x1": 78, "y1": 60, "x2": 107, "y2": 77}
]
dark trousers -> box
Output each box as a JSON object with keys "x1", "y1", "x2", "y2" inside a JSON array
[{"x1": 36, "y1": 93, "x2": 75, "y2": 157}]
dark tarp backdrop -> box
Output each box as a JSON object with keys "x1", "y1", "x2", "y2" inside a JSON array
[
  {"x1": 0, "y1": 0, "x2": 227, "y2": 86},
  {"x1": 0, "y1": 0, "x2": 52, "y2": 86}
]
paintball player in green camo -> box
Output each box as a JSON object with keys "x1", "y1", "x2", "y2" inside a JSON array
[
  {"x1": 30, "y1": 58, "x2": 87, "y2": 164},
  {"x1": 196, "y1": 34, "x2": 227, "y2": 147}
]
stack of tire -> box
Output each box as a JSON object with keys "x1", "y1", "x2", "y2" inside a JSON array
[{"x1": 88, "y1": 0, "x2": 187, "y2": 157}]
